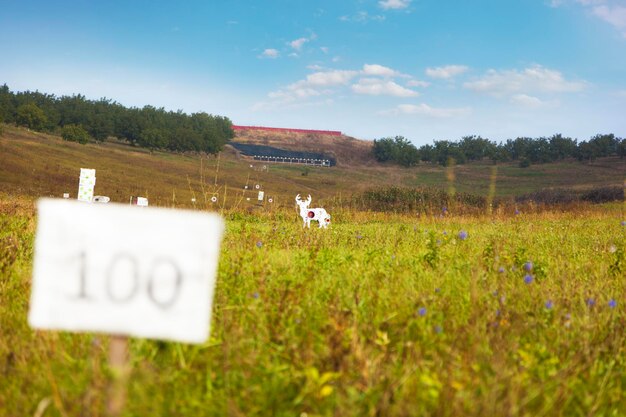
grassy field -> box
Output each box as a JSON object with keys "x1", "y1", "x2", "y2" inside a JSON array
[
  {"x1": 1, "y1": 195, "x2": 625, "y2": 416},
  {"x1": 1, "y1": 125, "x2": 624, "y2": 209},
  {"x1": 1, "y1": 126, "x2": 626, "y2": 416}
]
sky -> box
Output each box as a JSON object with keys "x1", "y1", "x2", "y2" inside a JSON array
[{"x1": 1, "y1": 0, "x2": 625, "y2": 145}]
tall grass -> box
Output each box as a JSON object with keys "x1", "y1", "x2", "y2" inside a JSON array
[{"x1": 1, "y1": 196, "x2": 625, "y2": 416}]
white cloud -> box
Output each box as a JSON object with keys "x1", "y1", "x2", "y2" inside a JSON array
[
  {"x1": 464, "y1": 65, "x2": 587, "y2": 95},
  {"x1": 592, "y1": 4, "x2": 626, "y2": 37},
  {"x1": 551, "y1": 0, "x2": 626, "y2": 37},
  {"x1": 379, "y1": 0, "x2": 412, "y2": 10},
  {"x1": 510, "y1": 94, "x2": 545, "y2": 107},
  {"x1": 362, "y1": 64, "x2": 399, "y2": 77},
  {"x1": 384, "y1": 103, "x2": 471, "y2": 118},
  {"x1": 352, "y1": 78, "x2": 419, "y2": 97},
  {"x1": 307, "y1": 64, "x2": 325, "y2": 71},
  {"x1": 304, "y1": 70, "x2": 359, "y2": 86},
  {"x1": 290, "y1": 37, "x2": 309, "y2": 50},
  {"x1": 258, "y1": 69, "x2": 357, "y2": 107},
  {"x1": 407, "y1": 79, "x2": 431, "y2": 87},
  {"x1": 260, "y1": 49, "x2": 279, "y2": 59},
  {"x1": 320, "y1": 46, "x2": 329, "y2": 54},
  {"x1": 340, "y1": 11, "x2": 386, "y2": 22},
  {"x1": 425, "y1": 65, "x2": 469, "y2": 79},
  {"x1": 615, "y1": 89, "x2": 626, "y2": 98}
]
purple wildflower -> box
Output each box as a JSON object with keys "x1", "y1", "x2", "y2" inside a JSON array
[
  {"x1": 418, "y1": 307, "x2": 427, "y2": 316},
  {"x1": 252, "y1": 292, "x2": 260, "y2": 299},
  {"x1": 434, "y1": 325, "x2": 443, "y2": 334},
  {"x1": 609, "y1": 299, "x2": 617, "y2": 308},
  {"x1": 523, "y1": 261, "x2": 533, "y2": 272},
  {"x1": 458, "y1": 230, "x2": 468, "y2": 240},
  {"x1": 498, "y1": 267, "x2": 505, "y2": 273},
  {"x1": 256, "y1": 241, "x2": 263, "y2": 248},
  {"x1": 586, "y1": 298, "x2": 595, "y2": 307},
  {"x1": 515, "y1": 209, "x2": 520, "y2": 215},
  {"x1": 523, "y1": 274, "x2": 533, "y2": 284},
  {"x1": 545, "y1": 300, "x2": 553, "y2": 309}
]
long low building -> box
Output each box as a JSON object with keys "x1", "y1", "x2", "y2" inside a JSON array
[{"x1": 229, "y1": 142, "x2": 336, "y2": 167}]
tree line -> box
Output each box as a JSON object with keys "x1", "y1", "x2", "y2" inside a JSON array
[
  {"x1": 373, "y1": 133, "x2": 626, "y2": 167},
  {"x1": 0, "y1": 84, "x2": 234, "y2": 153}
]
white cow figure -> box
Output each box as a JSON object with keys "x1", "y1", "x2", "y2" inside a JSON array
[{"x1": 295, "y1": 194, "x2": 331, "y2": 229}]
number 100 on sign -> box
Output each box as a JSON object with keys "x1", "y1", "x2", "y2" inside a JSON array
[{"x1": 29, "y1": 199, "x2": 224, "y2": 344}]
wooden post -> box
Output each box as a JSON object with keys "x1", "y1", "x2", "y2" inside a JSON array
[{"x1": 106, "y1": 335, "x2": 130, "y2": 417}]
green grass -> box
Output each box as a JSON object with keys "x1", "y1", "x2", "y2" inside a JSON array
[{"x1": 1, "y1": 197, "x2": 625, "y2": 416}]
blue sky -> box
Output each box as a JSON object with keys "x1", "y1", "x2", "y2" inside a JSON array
[{"x1": 1, "y1": 0, "x2": 625, "y2": 144}]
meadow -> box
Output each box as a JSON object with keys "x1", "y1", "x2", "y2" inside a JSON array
[
  {"x1": 1, "y1": 127, "x2": 626, "y2": 416},
  {"x1": 1, "y1": 195, "x2": 625, "y2": 416}
]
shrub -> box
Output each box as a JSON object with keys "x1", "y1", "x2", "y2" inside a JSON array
[
  {"x1": 61, "y1": 124, "x2": 91, "y2": 144},
  {"x1": 580, "y1": 186, "x2": 624, "y2": 203},
  {"x1": 357, "y1": 186, "x2": 486, "y2": 213},
  {"x1": 515, "y1": 189, "x2": 577, "y2": 205}
]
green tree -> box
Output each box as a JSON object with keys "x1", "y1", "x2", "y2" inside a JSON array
[
  {"x1": 61, "y1": 124, "x2": 91, "y2": 144},
  {"x1": 16, "y1": 103, "x2": 47, "y2": 131},
  {"x1": 373, "y1": 136, "x2": 420, "y2": 166},
  {"x1": 139, "y1": 127, "x2": 168, "y2": 150},
  {"x1": 373, "y1": 137, "x2": 396, "y2": 162}
]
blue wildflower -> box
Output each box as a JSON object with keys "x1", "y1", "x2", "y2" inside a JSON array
[
  {"x1": 515, "y1": 209, "x2": 520, "y2": 215},
  {"x1": 524, "y1": 274, "x2": 533, "y2": 284},
  {"x1": 434, "y1": 325, "x2": 443, "y2": 334},
  {"x1": 523, "y1": 261, "x2": 533, "y2": 272},
  {"x1": 586, "y1": 298, "x2": 595, "y2": 307},
  {"x1": 418, "y1": 307, "x2": 427, "y2": 316},
  {"x1": 458, "y1": 230, "x2": 468, "y2": 240},
  {"x1": 252, "y1": 292, "x2": 260, "y2": 299},
  {"x1": 545, "y1": 300, "x2": 553, "y2": 309},
  {"x1": 498, "y1": 267, "x2": 505, "y2": 273},
  {"x1": 609, "y1": 299, "x2": 617, "y2": 308},
  {"x1": 256, "y1": 241, "x2": 263, "y2": 248}
]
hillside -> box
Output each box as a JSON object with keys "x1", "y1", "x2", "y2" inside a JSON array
[
  {"x1": 1, "y1": 125, "x2": 624, "y2": 209},
  {"x1": 231, "y1": 127, "x2": 376, "y2": 166}
]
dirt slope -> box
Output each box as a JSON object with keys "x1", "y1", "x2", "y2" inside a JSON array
[{"x1": 231, "y1": 128, "x2": 376, "y2": 166}]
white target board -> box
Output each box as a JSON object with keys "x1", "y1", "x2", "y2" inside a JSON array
[{"x1": 29, "y1": 199, "x2": 225, "y2": 344}]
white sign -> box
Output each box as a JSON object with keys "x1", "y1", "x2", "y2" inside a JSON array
[
  {"x1": 136, "y1": 197, "x2": 148, "y2": 207},
  {"x1": 29, "y1": 199, "x2": 225, "y2": 344},
  {"x1": 78, "y1": 168, "x2": 96, "y2": 203},
  {"x1": 258, "y1": 191, "x2": 265, "y2": 201}
]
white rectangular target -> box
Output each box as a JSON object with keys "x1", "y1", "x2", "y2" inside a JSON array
[{"x1": 29, "y1": 199, "x2": 224, "y2": 344}]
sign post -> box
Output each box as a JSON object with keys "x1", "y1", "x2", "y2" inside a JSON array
[{"x1": 29, "y1": 199, "x2": 225, "y2": 415}]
